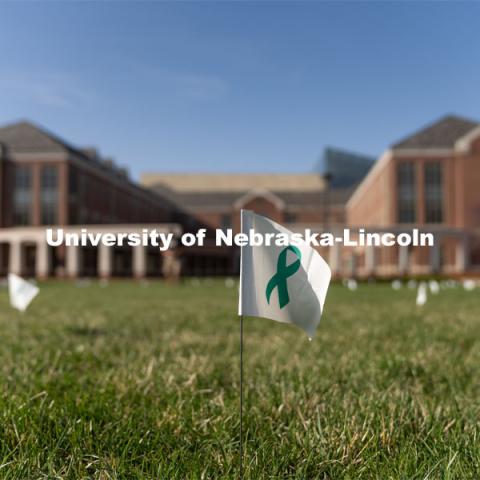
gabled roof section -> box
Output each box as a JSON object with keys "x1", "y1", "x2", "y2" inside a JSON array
[
  {"x1": 141, "y1": 173, "x2": 326, "y2": 192},
  {"x1": 392, "y1": 115, "x2": 479, "y2": 150},
  {"x1": 147, "y1": 186, "x2": 354, "y2": 211},
  {"x1": 0, "y1": 120, "x2": 84, "y2": 155},
  {"x1": 234, "y1": 189, "x2": 285, "y2": 210}
]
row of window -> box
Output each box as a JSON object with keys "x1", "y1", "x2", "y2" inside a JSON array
[
  {"x1": 11, "y1": 162, "x2": 444, "y2": 227},
  {"x1": 397, "y1": 162, "x2": 443, "y2": 224},
  {"x1": 12, "y1": 165, "x2": 58, "y2": 225},
  {"x1": 12, "y1": 164, "x2": 166, "y2": 227}
]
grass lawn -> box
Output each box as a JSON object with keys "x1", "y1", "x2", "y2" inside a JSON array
[{"x1": 0, "y1": 279, "x2": 479, "y2": 479}]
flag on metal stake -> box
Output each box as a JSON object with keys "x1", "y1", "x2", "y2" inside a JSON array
[
  {"x1": 238, "y1": 209, "x2": 331, "y2": 338},
  {"x1": 237, "y1": 210, "x2": 332, "y2": 478}
]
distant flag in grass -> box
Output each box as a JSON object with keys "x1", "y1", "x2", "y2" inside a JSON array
[
  {"x1": 238, "y1": 210, "x2": 331, "y2": 338},
  {"x1": 8, "y1": 273, "x2": 39, "y2": 312},
  {"x1": 416, "y1": 282, "x2": 427, "y2": 306},
  {"x1": 391, "y1": 280, "x2": 402, "y2": 290},
  {"x1": 346, "y1": 279, "x2": 358, "y2": 291},
  {"x1": 463, "y1": 279, "x2": 476, "y2": 291},
  {"x1": 429, "y1": 280, "x2": 440, "y2": 295}
]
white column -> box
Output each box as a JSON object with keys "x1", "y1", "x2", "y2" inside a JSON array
[
  {"x1": 365, "y1": 246, "x2": 376, "y2": 275},
  {"x1": 9, "y1": 241, "x2": 22, "y2": 275},
  {"x1": 98, "y1": 244, "x2": 112, "y2": 278},
  {"x1": 398, "y1": 245, "x2": 409, "y2": 275},
  {"x1": 36, "y1": 241, "x2": 50, "y2": 278},
  {"x1": 66, "y1": 245, "x2": 81, "y2": 278},
  {"x1": 133, "y1": 245, "x2": 147, "y2": 278},
  {"x1": 430, "y1": 241, "x2": 441, "y2": 274},
  {"x1": 455, "y1": 236, "x2": 469, "y2": 273},
  {"x1": 329, "y1": 243, "x2": 341, "y2": 276}
]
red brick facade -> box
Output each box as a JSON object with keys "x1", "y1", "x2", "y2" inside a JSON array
[
  {"x1": 2, "y1": 116, "x2": 480, "y2": 279},
  {"x1": 346, "y1": 117, "x2": 480, "y2": 276}
]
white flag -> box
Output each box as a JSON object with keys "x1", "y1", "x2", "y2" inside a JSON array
[
  {"x1": 416, "y1": 282, "x2": 427, "y2": 307},
  {"x1": 463, "y1": 279, "x2": 476, "y2": 291},
  {"x1": 8, "y1": 273, "x2": 39, "y2": 312},
  {"x1": 391, "y1": 280, "x2": 402, "y2": 290},
  {"x1": 238, "y1": 210, "x2": 331, "y2": 338},
  {"x1": 429, "y1": 280, "x2": 440, "y2": 295},
  {"x1": 346, "y1": 279, "x2": 358, "y2": 291}
]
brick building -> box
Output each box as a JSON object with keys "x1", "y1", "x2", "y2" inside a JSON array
[
  {"x1": 0, "y1": 121, "x2": 225, "y2": 279},
  {"x1": 2, "y1": 115, "x2": 479, "y2": 280},
  {"x1": 142, "y1": 172, "x2": 354, "y2": 275},
  {"x1": 347, "y1": 115, "x2": 480, "y2": 277},
  {"x1": 143, "y1": 115, "x2": 480, "y2": 279},
  {"x1": 141, "y1": 172, "x2": 352, "y2": 232}
]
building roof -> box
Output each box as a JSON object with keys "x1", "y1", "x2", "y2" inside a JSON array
[
  {"x1": 0, "y1": 120, "x2": 133, "y2": 179},
  {"x1": 0, "y1": 120, "x2": 182, "y2": 211},
  {"x1": 149, "y1": 187, "x2": 354, "y2": 211},
  {"x1": 141, "y1": 173, "x2": 326, "y2": 192},
  {"x1": 392, "y1": 115, "x2": 479, "y2": 150},
  {"x1": 0, "y1": 120, "x2": 82, "y2": 155}
]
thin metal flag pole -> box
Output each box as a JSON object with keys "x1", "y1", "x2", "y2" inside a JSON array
[
  {"x1": 239, "y1": 209, "x2": 245, "y2": 479},
  {"x1": 239, "y1": 313, "x2": 244, "y2": 480}
]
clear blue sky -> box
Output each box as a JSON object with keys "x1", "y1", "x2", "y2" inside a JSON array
[{"x1": 1, "y1": 2, "x2": 479, "y2": 179}]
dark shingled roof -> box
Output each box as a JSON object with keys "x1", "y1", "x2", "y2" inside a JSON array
[
  {"x1": 0, "y1": 120, "x2": 84, "y2": 156},
  {"x1": 392, "y1": 115, "x2": 479, "y2": 150},
  {"x1": 0, "y1": 120, "x2": 130, "y2": 180}
]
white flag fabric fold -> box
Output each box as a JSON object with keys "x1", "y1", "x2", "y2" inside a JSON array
[
  {"x1": 238, "y1": 210, "x2": 331, "y2": 338},
  {"x1": 8, "y1": 273, "x2": 39, "y2": 312}
]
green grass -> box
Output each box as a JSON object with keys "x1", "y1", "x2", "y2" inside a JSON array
[{"x1": 0, "y1": 280, "x2": 479, "y2": 479}]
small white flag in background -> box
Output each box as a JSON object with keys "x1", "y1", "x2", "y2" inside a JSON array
[
  {"x1": 463, "y1": 279, "x2": 476, "y2": 291},
  {"x1": 8, "y1": 273, "x2": 39, "y2": 312},
  {"x1": 391, "y1": 280, "x2": 402, "y2": 290},
  {"x1": 416, "y1": 282, "x2": 427, "y2": 307},
  {"x1": 429, "y1": 280, "x2": 440, "y2": 295},
  {"x1": 238, "y1": 210, "x2": 331, "y2": 338},
  {"x1": 346, "y1": 279, "x2": 358, "y2": 291}
]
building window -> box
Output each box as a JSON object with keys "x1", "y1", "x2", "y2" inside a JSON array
[
  {"x1": 41, "y1": 165, "x2": 58, "y2": 225},
  {"x1": 69, "y1": 166, "x2": 79, "y2": 224},
  {"x1": 424, "y1": 162, "x2": 443, "y2": 223},
  {"x1": 397, "y1": 162, "x2": 416, "y2": 223},
  {"x1": 221, "y1": 214, "x2": 231, "y2": 231},
  {"x1": 13, "y1": 165, "x2": 32, "y2": 225},
  {"x1": 285, "y1": 212, "x2": 297, "y2": 223}
]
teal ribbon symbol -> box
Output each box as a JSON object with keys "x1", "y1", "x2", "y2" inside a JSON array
[{"x1": 266, "y1": 245, "x2": 302, "y2": 309}]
